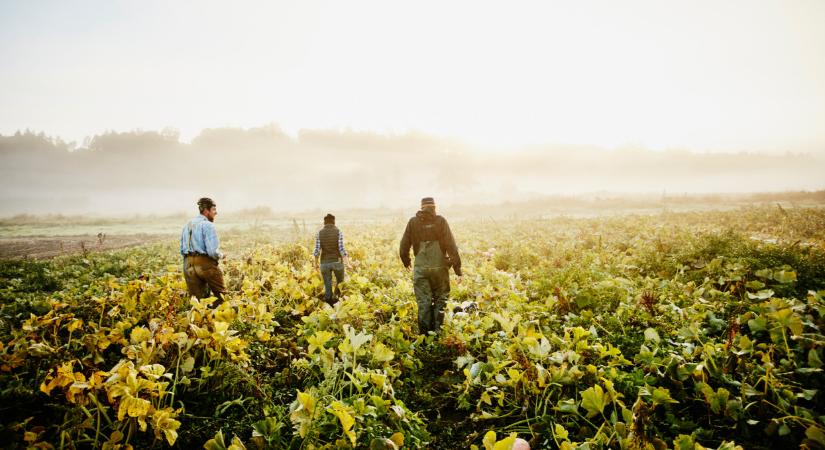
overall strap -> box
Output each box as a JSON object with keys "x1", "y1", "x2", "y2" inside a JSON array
[{"x1": 187, "y1": 220, "x2": 196, "y2": 254}]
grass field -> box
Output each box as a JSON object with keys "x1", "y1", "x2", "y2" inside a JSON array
[{"x1": 1, "y1": 205, "x2": 824, "y2": 449}]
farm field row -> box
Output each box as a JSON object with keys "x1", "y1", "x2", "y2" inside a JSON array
[{"x1": 1, "y1": 206, "x2": 824, "y2": 449}]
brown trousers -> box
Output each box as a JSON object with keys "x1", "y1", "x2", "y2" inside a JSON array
[{"x1": 183, "y1": 255, "x2": 226, "y2": 304}]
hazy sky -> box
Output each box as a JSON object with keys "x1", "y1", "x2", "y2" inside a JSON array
[{"x1": 1, "y1": 0, "x2": 824, "y2": 152}]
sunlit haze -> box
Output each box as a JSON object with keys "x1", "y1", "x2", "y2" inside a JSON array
[
  {"x1": 1, "y1": 1, "x2": 825, "y2": 216},
  {"x1": 2, "y1": 0, "x2": 824, "y2": 152}
]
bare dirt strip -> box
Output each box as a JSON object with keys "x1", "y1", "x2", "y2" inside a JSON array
[{"x1": 0, "y1": 234, "x2": 172, "y2": 259}]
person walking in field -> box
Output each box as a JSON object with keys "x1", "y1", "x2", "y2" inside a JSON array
[
  {"x1": 313, "y1": 213, "x2": 351, "y2": 305},
  {"x1": 180, "y1": 197, "x2": 227, "y2": 306},
  {"x1": 399, "y1": 197, "x2": 463, "y2": 335}
]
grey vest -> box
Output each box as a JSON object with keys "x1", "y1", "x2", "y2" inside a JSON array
[{"x1": 318, "y1": 225, "x2": 341, "y2": 263}]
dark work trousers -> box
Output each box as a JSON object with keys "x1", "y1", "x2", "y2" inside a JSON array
[
  {"x1": 183, "y1": 255, "x2": 226, "y2": 306},
  {"x1": 413, "y1": 240, "x2": 450, "y2": 334}
]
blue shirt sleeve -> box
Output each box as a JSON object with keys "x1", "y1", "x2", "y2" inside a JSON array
[
  {"x1": 338, "y1": 231, "x2": 348, "y2": 257},
  {"x1": 180, "y1": 224, "x2": 188, "y2": 255},
  {"x1": 313, "y1": 232, "x2": 321, "y2": 257},
  {"x1": 203, "y1": 222, "x2": 221, "y2": 260}
]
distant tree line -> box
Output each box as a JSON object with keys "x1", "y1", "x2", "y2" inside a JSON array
[{"x1": 1, "y1": 126, "x2": 824, "y2": 216}]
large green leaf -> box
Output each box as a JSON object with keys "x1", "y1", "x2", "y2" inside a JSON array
[{"x1": 581, "y1": 384, "x2": 607, "y2": 418}]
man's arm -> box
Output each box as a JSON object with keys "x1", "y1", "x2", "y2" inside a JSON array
[
  {"x1": 338, "y1": 230, "x2": 351, "y2": 267},
  {"x1": 180, "y1": 225, "x2": 188, "y2": 256},
  {"x1": 203, "y1": 223, "x2": 223, "y2": 260},
  {"x1": 441, "y1": 218, "x2": 462, "y2": 276},
  {"x1": 399, "y1": 219, "x2": 413, "y2": 268},
  {"x1": 313, "y1": 232, "x2": 321, "y2": 269}
]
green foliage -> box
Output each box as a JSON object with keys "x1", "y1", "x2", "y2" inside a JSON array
[{"x1": 1, "y1": 206, "x2": 824, "y2": 449}]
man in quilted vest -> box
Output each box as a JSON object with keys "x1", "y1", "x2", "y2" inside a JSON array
[{"x1": 313, "y1": 214, "x2": 351, "y2": 305}]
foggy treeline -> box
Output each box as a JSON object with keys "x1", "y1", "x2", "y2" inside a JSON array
[{"x1": 1, "y1": 126, "x2": 824, "y2": 216}]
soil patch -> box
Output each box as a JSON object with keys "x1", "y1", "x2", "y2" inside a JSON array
[{"x1": 0, "y1": 234, "x2": 171, "y2": 259}]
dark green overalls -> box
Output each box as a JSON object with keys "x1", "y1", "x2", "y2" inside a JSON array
[{"x1": 413, "y1": 239, "x2": 450, "y2": 334}]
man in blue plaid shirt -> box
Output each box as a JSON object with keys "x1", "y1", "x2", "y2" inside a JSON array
[{"x1": 180, "y1": 197, "x2": 226, "y2": 305}]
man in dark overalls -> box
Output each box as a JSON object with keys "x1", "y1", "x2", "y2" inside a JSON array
[
  {"x1": 313, "y1": 214, "x2": 350, "y2": 305},
  {"x1": 400, "y1": 197, "x2": 463, "y2": 334}
]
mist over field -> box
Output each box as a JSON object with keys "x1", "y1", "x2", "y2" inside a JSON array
[
  {"x1": 4, "y1": 1, "x2": 825, "y2": 219},
  {"x1": 1, "y1": 127, "x2": 823, "y2": 217}
]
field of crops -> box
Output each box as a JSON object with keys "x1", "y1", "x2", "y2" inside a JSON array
[{"x1": 1, "y1": 206, "x2": 824, "y2": 449}]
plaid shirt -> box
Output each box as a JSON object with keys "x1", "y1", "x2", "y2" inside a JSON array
[
  {"x1": 180, "y1": 215, "x2": 222, "y2": 260},
  {"x1": 313, "y1": 229, "x2": 348, "y2": 258}
]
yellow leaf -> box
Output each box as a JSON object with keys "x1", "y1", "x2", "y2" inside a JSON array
[
  {"x1": 228, "y1": 436, "x2": 248, "y2": 450},
  {"x1": 290, "y1": 389, "x2": 318, "y2": 438},
  {"x1": 181, "y1": 356, "x2": 195, "y2": 374},
  {"x1": 256, "y1": 330, "x2": 271, "y2": 342},
  {"x1": 40, "y1": 378, "x2": 55, "y2": 396},
  {"x1": 67, "y1": 319, "x2": 84, "y2": 332},
  {"x1": 97, "y1": 336, "x2": 112, "y2": 350},
  {"x1": 328, "y1": 401, "x2": 357, "y2": 447},
  {"x1": 507, "y1": 368, "x2": 521, "y2": 383},
  {"x1": 106, "y1": 430, "x2": 123, "y2": 445},
  {"x1": 214, "y1": 306, "x2": 237, "y2": 323},
  {"x1": 493, "y1": 433, "x2": 517, "y2": 450},
  {"x1": 172, "y1": 332, "x2": 189, "y2": 347},
  {"x1": 369, "y1": 373, "x2": 388, "y2": 391},
  {"x1": 139, "y1": 364, "x2": 167, "y2": 379},
  {"x1": 213, "y1": 321, "x2": 230, "y2": 335},
  {"x1": 190, "y1": 324, "x2": 211, "y2": 339},
  {"x1": 307, "y1": 330, "x2": 335, "y2": 354},
  {"x1": 152, "y1": 408, "x2": 181, "y2": 445},
  {"x1": 483, "y1": 431, "x2": 497, "y2": 450},
  {"x1": 297, "y1": 390, "x2": 315, "y2": 413},
  {"x1": 373, "y1": 342, "x2": 395, "y2": 362},
  {"x1": 339, "y1": 340, "x2": 353, "y2": 355},
  {"x1": 204, "y1": 429, "x2": 228, "y2": 450},
  {"x1": 554, "y1": 424, "x2": 569, "y2": 440},
  {"x1": 581, "y1": 384, "x2": 607, "y2": 418},
  {"x1": 390, "y1": 432, "x2": 404, "y2": 447},
  {"x1": 125, "y1": 395, "x2": 152, "y2": 418},
  {"x1": 130, "y1": 326, "x2": 152, "y2": 344}
]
